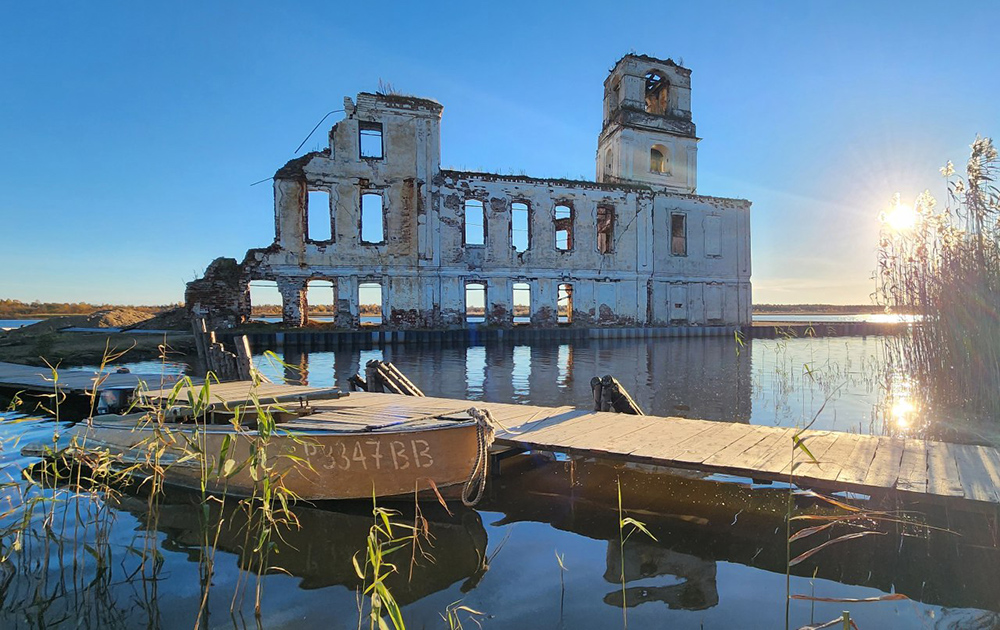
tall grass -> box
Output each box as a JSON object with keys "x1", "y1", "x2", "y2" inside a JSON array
[{"x1": 876, "y1": 136, "x2": 1000, "y2": 436}]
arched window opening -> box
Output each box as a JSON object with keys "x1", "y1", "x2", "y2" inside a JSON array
[
  {"x1": 361, "y1": 192, "x2": 385, "y2": 244},
  {"x1": 604, "y1": 150, "x2": 613, "y2": 176},
  {"x1": 305, "y1": 279, "x2": 336, "y2": 323},
  {"x1": 511, "y1": 202, "x2": 530, "y2": 253},
  {"x1": 465, "y1": 282, "x2": 486, "y2": 324},
  {"x1": 464, "y1": 199, "x2": 485, "y2": 246},
  {"x1": 307, "y1": 190, "x2": 332, "y2": 242},
  {"x1": 650, "y1": 145, "x2": 670, "y2": 174},
  {"x1": 554, "y1": 204, "x2": 574, "y2": 251},
  {"x1": 248, "y1": 280, "x2": 281, "y2": 323},
  {"x1": 358, "y1": 282, "x2": 383, "y2": 326},
  {"x1": 645, "y1": 72, "x2": 669, "y2": 115},
  {"x1": 513, "y1": 282, "x2": 531, "y2": 325},
  {"x1": 558, "y1": 283, "x2": 574, "y2": 324}
]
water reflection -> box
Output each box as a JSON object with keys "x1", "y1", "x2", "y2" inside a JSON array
[
  {"x1": 603, "y1": 544, "x2": 718, "y2": 611},
  {"x1": 485, "y1": 453, "x2": 1000, "y2": 616},
  {"x1": 259, "y1": 338, "x2": 755, "y2": 425},
  {"x1": 114, "y1": 493, "x2": 489, "y2": 604}
]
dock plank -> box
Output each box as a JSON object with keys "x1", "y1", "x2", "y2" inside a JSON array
[
  {"x1": 790, "y1": 432, "x2": 862, "y2": 483},
  {"x1": 669, "y1": 421, "x2": 759, "y2": 465},
  {"x1": 701, "y1": 426, "x2": 777, "y2": 468},
  {"x1": 629, "y1": 420, "x2": 724, "y2": 462},
  {"x1": 895, "y1": 440, "x2": 928, "y2": 494},
  {"x1": 951, "y1": 444, "x2": 1000, "y2": 504},
  {"x1": 835, "y1": 438, "x2": 881, "y2": 487},
  {"x1": 926, "y1": 441, "x2": 966, "y2": 498},
  {"x1": 862, "y1": 438, "x2": 906, "y2": 490}
]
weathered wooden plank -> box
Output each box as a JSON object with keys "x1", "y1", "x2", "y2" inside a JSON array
[
  {"x1": 701, "y1": 425, "x2": 777, "y2": 468},
  {"x1": 926, "y1": 441, "x2": 966, "y2": 498},
  {"x1": 668, "y1": 421, "x2": 758, "y2": 465},
  {"x1": 895, "y1": 439, "x2": 928, "y2": 494},
  {"x1": 556, "y1": 413, "x2": 672, "y2": 452},
  {"x1": 734, "y1": 427, "x2": 798, "y2": 471},
  {"x1": 516, "y1": 411, "x2": 626, "y2": 445},
  {"x1": 589, "y1": 416, "x2": 681, "y2": 454},
  {"x1": 629, "y1": 420, "x2": 725, "y2": 462},
  {"x1": 500, "y1": 408, "x2": 599, "y2": 437},
  {"x1": 753, "y1": 430, "x2": 833, "y2": 476},
  {"x1": 790, "y1": 432, "x2": 863, "y2": 483},
  {"x1": 861, "y1": 437, "x2": 906, "y2": 489},
  {"x1": 951, "y1": 443, "x2": 1000, "y2": 504},
  {"x1": 835, "y1": 437, "x2": 881, "y2": 486}
]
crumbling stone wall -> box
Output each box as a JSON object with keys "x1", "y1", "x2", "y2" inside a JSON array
[{"x1": 184, "y1": 257, "x2": 247, "y2": 329}]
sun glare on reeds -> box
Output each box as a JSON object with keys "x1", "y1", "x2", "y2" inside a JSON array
[{"x1": 881, "y1": 195, "x2": 919, "y2": 233}]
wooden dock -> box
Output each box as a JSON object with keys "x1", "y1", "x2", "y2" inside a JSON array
[{"x1": 126, "y1": 382, "x2": 1000, "y2": 508}]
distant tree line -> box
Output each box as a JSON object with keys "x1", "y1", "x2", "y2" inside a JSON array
[
  {"x1": 752, "y1": 304, "x2": 887, "y2": 314},
  {"x1": 0, "y1": 299, "x2": 179, "y2": 319}
]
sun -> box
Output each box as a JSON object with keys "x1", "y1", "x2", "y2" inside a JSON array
[{"x1": 884, "y1": 200, "x2": 918, "y2": 232}]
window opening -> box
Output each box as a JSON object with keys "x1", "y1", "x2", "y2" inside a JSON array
[
  {"x1": 358, "y1": 282, "x2": 383, "y2": 326},
  {"x1": 597, "y1": 205, "x2": 615, "y2": 254},
  {"x1": 361, "y1": 192, "x2": 385, "y2": 244},
  {"x1": 604, "y1": 149, "x2": 613, "y2": 176},
  {"x1": 464, "y1": 199, "x2": 485, "y2": 246},
  {"x1": 671, "y1": 213, "x2": 687, "y2": 256},
  {"x1": 644, "y1": 72, "x2": 669, "y2": 115},
  {"x1": 248, "y1": 280, "x2": 281, "y2": 323},
  {"x1": 511, "y1": 202, "x2": 530, "y2": 253},
  {"x1": 307, "y1": 190, "x2": 332, "y2": 242},
  {"x1": 554, "y1": 204, "x2": 574, "y2": 251},
  {"x1": 650, "y1": 145, "x2": 670, "y2": 174},
  {"x1": 305, "y1": 279, "x2": 336, "y2": 323},
  {"x1": 465, "y1": 282, "x2": 486, "y2": 324},
  {"x1": 512, "y1": 282, "x2": 531, "y2": 325},
  {"x1": 557, "y1": 283, "x2": 573, "y2": 324},
  {"x1": 359, "y1": 122, "x2": 383, "y2": 159}
]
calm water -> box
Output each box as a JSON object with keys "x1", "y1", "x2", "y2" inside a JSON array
[
  {"x1": 254, "y1": 336, "x2": 891, "y2": 435},
  {"x1": 1, "y1": 336, "x2": 997, "y2": 628},
  {"x1": 0, "y1": 319, "x2": 42, "y2": 329}
]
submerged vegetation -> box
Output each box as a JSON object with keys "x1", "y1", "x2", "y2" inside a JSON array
[{"x1": 877, "y1": 136, "x2": 1000, "y2": 435}]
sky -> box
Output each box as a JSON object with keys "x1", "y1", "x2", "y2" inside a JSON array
[{"x1": 2, "y1": 1, "x2": 998, "y2": 306}]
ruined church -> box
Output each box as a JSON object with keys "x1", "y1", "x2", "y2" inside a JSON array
[{"x1": 186, "y1": 54, "x2": 752, "y2": 330}]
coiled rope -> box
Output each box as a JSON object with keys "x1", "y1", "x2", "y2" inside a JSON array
[{"x1": 462, "y1": 407, "x2": 498, "y2": 507}]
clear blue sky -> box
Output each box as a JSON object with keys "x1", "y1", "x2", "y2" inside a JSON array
[{"x1": 2, "y1": 1, "x2": 997, "y2": 305}]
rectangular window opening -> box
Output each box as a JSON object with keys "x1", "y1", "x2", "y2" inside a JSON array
[
  {"x1": 361, "y1": 192, "x2": 385, "y2": 244},
  {"x1": 307, "y1": 190, "x2": 332, "y2": 242},
  {"x1": 359, "y1": 122, "x2": 383, "y2": 159},
  {"x1": 705, "y1": 215, "x2": 722, "y2": 257},
  {"x1": 671, "y1": 213, "x2": 687, "y2": 256},
  {"x1": 554, "y1": 204, "x2": 574, "y2": 251},
  {"x1": 511, "y1": 202, "x2": 530, "y2": 253},
  {"x1": 558, "y1": 283, "x2": 573, "y2": 324},
  {"x1": 358, "y1": 282, "x2": 383, "y2": 326},
  {"x1": 597, "y1": 205, "x2": 615, "y2": 254},
  {"x1": 305, "y1": 279, "x2": 336, "y2": 323},
  {"x1": 512, "y1": 282, "x2": 531, "y2": 325},
  {"x1": 248, "y1": 280, "x2": 281, "y2": 322},
  {"x1": 465, "y1": 282, "x2": 486, "y2": 324},
  {"x1": 464, "y1": 200, "x2": 485, "y2": 246}
]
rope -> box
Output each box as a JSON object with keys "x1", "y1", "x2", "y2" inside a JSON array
[{"x1": 461, "y1": 407, "x2": 498, "y2": 507}]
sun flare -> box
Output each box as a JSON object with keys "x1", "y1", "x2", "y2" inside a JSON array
[{"x1": 884, "y1": 201, "x2": 918, "y2": 232}]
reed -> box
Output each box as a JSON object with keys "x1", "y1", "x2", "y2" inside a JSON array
[{"x1": 876, "y1": 136, "x2": 1000, "y2": 436}]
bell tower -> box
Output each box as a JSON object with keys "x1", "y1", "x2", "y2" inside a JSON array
[{"x1": 596, "y1": 54, "x2": 698, "y2": 193}]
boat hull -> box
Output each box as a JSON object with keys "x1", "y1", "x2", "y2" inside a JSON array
[{"x1": 67, "y1": 418, "x2": 481, "y2": 501}]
